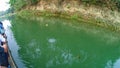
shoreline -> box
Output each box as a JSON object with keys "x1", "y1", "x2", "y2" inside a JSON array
[
  {"x1": 8, "y1": 0, "x2": 120, "y2": 32},
  {"x1": 16, "y1": 9, "x2": 120, "y2": 32}
]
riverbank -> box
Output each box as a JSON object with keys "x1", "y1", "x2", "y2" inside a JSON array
[
  {"x1": 17, "y1": 10, "x2": 119, "y2": 33},
  {"x1": 10, "y1": 0, "x2": 120, "y2": 31},
  {"x1": 15, "y1": 0, "x2": 120, "y2": 32}
]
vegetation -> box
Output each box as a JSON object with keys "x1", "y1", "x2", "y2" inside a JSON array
[
  {"x1": 9, "y1": 0, "x2": 120, "y2": 11},
  {"x1": 8, "y1": 0, "x2": 120, "y2": 32},
  {"x1": 9, "y1": 0, "x2": 39, "y2": 11},
  {"x1": 81, "y1": 0, "x2": 120, "y2": 11}
]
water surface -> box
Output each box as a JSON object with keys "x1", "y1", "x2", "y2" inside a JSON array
[{"x1": 8, "y1": 16, "x2": 120, "y2": 68}]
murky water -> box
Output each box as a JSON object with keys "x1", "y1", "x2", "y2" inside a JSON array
[{"x1": 2, "y1": 16, "x2": 120, "y2": 68}]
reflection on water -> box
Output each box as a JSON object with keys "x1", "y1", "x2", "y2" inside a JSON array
[
  {"x1": 105, "y1": 58, "x2": 120, "y2": 68},
  {"x1": 10, "y1": 16, "x2": 120, "y2": 68},
  {"x1": 2, "y1": 20, "x2": 25, "y2": 68},
  {"x1": 48, "y1": 38, "x2": 56, "y2": 43},
  {"x1": 113, "y1": 58, "x2": 120, "y2": 68},
  {"x1": 2, "y1": 20, "x2": 11, "y2": 29},
  {"x1": 105, "y1": 60, "x2": 113, "y2": 68},
  {"x1": 46, "y1": 50, "x2": 74, "y2": 68}
]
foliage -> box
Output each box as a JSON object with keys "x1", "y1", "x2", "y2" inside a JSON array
[
  {"x1": 9, "y1": 0, "x2": 120, "y2": 11},
  {"x1": 31, "y1": 0, "x2": 39, "y2": 5},
  {"x1": 81, "y1": 0, "x2": 120, "y2": 10},
  {"x1": 116, "y1": 0, "x2": 120, "y2": 10},
  {"x1": 9, "y1": 0, "x2": 39, "y2": 11}
]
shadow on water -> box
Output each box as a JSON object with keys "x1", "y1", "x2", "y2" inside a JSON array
[{"x1": 7, "y1": 16, "x2": 120, "y2": 68}]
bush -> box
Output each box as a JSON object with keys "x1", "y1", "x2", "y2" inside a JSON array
[
  {"x1": 31, "y1": 0, "x2": 39, "y2": 5},
  {"x1": 9, "y1": 0, "x2": 39, "y2": 11},
  {"x1": 116, "y1": 0, "x2": 120, "y2": 10}
]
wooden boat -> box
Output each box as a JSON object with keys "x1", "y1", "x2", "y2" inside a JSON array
[
  {"x1": 8, "y1": 47, "x2": 17, "y2": 68},
  {"x1": 0, "y1": 23, "x2": 17, "y2": 68}
]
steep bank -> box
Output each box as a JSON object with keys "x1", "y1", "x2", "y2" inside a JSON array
[{"x1": 17, "y1": 0, "x2": 120, "y2": 32}]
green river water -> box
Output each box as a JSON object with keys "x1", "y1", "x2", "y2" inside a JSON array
[{"x1": 2, "y1": 16, "x2": 120, "y2": 68}]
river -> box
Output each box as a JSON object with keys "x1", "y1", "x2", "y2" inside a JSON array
[{"x1": 2, "y1": 16, "x2": 120, "y2": 68}]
